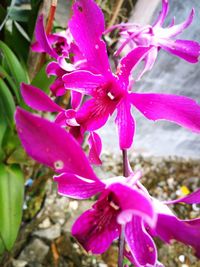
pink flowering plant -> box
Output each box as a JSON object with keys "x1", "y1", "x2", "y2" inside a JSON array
[{"x1": 15, "y1": 0, "x2": 200, "y2": 266}]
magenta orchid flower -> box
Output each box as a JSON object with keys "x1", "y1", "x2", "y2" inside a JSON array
[
  {"x1": 15, "y1": 104, "x2": 200, "y2": 267},
  {"x1": 20, "y1": 84, "x2": 102, "y2": 165},
  {"x1": 108, "y1": 0, "x2": 200, "y2": 78},
  {"x1": 15, "y1": 107, "x2": 98, "y2": 177},
  {"x1": 31, "y1": 14, "x2": 71, "y2": 59},
  {"x1": 32, "y1": 14, "x2": 87, "y2": 102},
  {"x1": 62, "y1": 0, "x2": 200, "y2": 150},
  {"x1": 15, "y1": 108, "x2": 157, "y2": 266},
  {"x1": 55, "y1": 173, "x2": 157, "y2": 265},
  {"x1": 55, "y1": 170, "x2": 200, "y2": 267}
]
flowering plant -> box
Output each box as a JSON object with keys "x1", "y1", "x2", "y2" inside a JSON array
[{"x1": 15, "y1": 0, "x2": 200, "y2": 266}]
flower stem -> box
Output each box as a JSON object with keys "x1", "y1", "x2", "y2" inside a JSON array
[
  {"x1": 122, "y1": 149, "x2": 130, "y2": 177},
  {"x1": 118, "y1": 225, "x2": 125, "y2": 267},
  {"x1": 118, "y1": 149, "x2": 129, "y2": 267}
]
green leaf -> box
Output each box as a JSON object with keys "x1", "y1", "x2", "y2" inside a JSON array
[
  {"x1": 0, "y1": 40, "x2": 29, "y2": 87},
  {"x1": 31, "y1": 62, "x2": 55, "y2": 93},
  {"x1": 8, "y1": 8, "x2": 30, "y2": 22},
  {"x1": 0, "y1": 164, "x2": 24, "y2": 251},
  {"x1": 7, "y1": 147, "x2": 27, "y2": 164},
  {"x1": 2, "y1": 128, "x2": 20, "y2": 157},
  {"x1": 0, "y1": 78, "x2": 15, "y2": 127},
  {"x1": 0, "y1": 235, "x2": 5, "y2": 255},
  {"x1": 0, "y1": 5, "x2": 6, "y2": 24},
  {"x1": 0, "y1": 65, "x2": 21, "y2": 103},
  {"x1": 0, "y1": 0, "x2": 16, "y2": 32},
  {"x1": 0, "y1": 118, "x2": 7, "y2": 161},
  {"x1": 10, "y1": 22, "x2": 29, "y2": 62}
]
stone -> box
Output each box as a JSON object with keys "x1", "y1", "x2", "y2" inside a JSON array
[
  {"x1": 33, "y1": 224, "x2": 61, "y2": 240},
  {"x1": 19, "y1": 238, "x2": 49, "y2": 263},
  {"x1": 12, "y1": 259, "x2": 28, "y2": 267},
  {"x1": 38, "y1": 217, "x2": 51, "y2": 229}
]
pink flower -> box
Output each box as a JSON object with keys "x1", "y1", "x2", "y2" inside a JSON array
[
  {"x1": 110, "y1": 0, "x2": 200, "y2": 78},
  {"x1": 15, "y1": 107, "x2": 200, "y2": 267},
  {"x1": 19, "y1": 83, "x2": 102, "y2": 164},
  {"x1": 62, "y1": 0, "x2": 200, "y2": 150}
]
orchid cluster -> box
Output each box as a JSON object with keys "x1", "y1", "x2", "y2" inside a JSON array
[{"x1": 15, "y1": 0, "x2": 200, "y2": 266}]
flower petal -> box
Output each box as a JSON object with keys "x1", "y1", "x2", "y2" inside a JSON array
[
  {"x1": 54, "y1": 111, "x2": 66, "y2": 126},
  {"x1": 108, "y1": 183, "x2": 156, "y2": 228},
  {"x1": 165, "y1": 9, "x2": 194, "y2": 37},
  {"x1": 15, "y1": 108, "x2": 97, "y2": 179},
  {"x1": 88, "y1": 132, "x2": 102, "y2": 165},
  {"x1": 130, "y1": 92, "x2": 200, "y2": 133},
  {"x1": 159, "y1": 39, "x2": 200, "y2": 63},
  {"x1": 46, "y1": 61, "x2": 64, "y2": 77},
  {"x1": 165, "y1": 188, "x2": 200, "y2": 205},
  {"x1": 125, "y1": 216, "x2": 157, "y2": 266},
  {"x1": 153, "y1": 0, "x2": 169, "y2": 28},
  {"x1": 54, "y1": 173, "x2": 104, "y2": 199},
  {"x1": 76, "y1": 98, "x2": 114, "y2": 131},
  {"x1": 69, "y1": 0, "x2": 110, "y2": 74},
  {"x1": 71, "y1": 91, "x2": 83, "y2": 110},
  {"x1": 117, "y1": 46, "x2": 151, "y2": 87},
  {"x1": 115, "y1": 97, "x2": 135, "y2": 149},
  {"x1": 63, "y1": 70, "x2": 105, "y2": 95},
  {"x1": 50, "y1": 78, "x2": 66, "y2": 96},
  {"x1": 21, "y1": 83, "x2": 62, "y2": 112},
  {"x1": 154, "y1": 201, "x2": 200, "y2": 258},
  {"x1": 72, "y1": 209, "x2": 119, "y2": 254},
  {"x1": 137, "y1": 47, "x2": 158, "y2": 80},
  {"x1": 34, "y1": 15, "x2": 58, "y2": 59}
]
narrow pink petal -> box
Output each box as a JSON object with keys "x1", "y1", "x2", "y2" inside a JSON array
[
  {"x1": 34, "y1": 15, "x2": 58, "y2": 59},
  {"x1": 65, "y1": 109, "x2": 79, "y2": 126},
  {"x1": 153, "y1": 0, "x2": 169, "y2": 28},
  {"x1": 57, "y1": 56, "x2": 75, "y2": 72},
  {"x1": 69, "y1": 126, "x2": 84, "y2": 144},
  {"x1": 88, "y1": 132, "x2": 102, "y2": 165},
  {"x1": 54, "y1": 173, "x2": 104, "y2": 199},
  {"x1": 165, "y1": 188, "x2": 200, "y2": 205},
  {"x1": 46, "y1": 62, "x2": 64, "y2": 77},
  {"x1": 76, "y1": 98, "x2": 114, "y2": 131},
  {"x1": 69, "y1": 0, "x2": 110, "y2": 74},
  {"x1": 21, "y1": 83, "x2": 62, "y2": 112},
  {"x1": 31, "y1": 33, "x2": 61, "y2": 53},
  {"x1": 165, "y1": 9, "x2": 194, "y2": 37},
  {"x1": 15, "y1": 108, "x2": 97, "y2": 180},
  {"x1": 159, "y1": 39, "x2": 200, "y2": 63},
  {"x1": 117, "y1": 46, "x2": 151, "y2": 87},
  {"x1": 69, "y1": 42, "x2": 85, "y2": 63},
  {"x1": 108, "y1": 183, "x2": 156, "y2": 227},
  {"x1": 154, "y1": 205, "x2": 200, "y2": 258},
  {"x1": 125, "y1": 251, "x2": 163, "y2": 267},
  {"x1": 71, "y1": 91, "x2": 83, "y2": 110},
  {"x1": 63, "y1": 70, "x2": 105, "y2": 95},
  {"x1": 130, "y1": 92, "x2": 200, "y2": 133},
  {"x1": 168, "y1": 17, "x2": 175, "y2": 27},
  {"x1": 137, "y1": 47, "x2": 158, "y2": 80},
  {"x1": 72, "y1": 209, "x2": 119, "y2": 254},
  {"x1": 125, "y1": 217, "x2": 157, "y2": 266},
  {"x1": 50, "y1": 78, "x2": 66, "y2": 96},
  {"x1": 31, "y1": 41, "x2": 44, "y2": 53},
  {"x1": 54, "y1": 111, "x2": 66, "y2": 126},
  {"x1": 115, "y1": 97, "x2": 135, "y2": 149}
]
